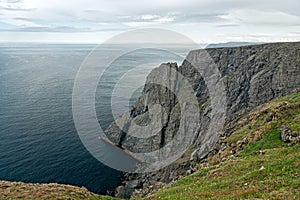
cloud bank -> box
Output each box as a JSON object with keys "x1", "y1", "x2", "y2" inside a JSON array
[{"x1": 0, "y1": 0, "x2": 299, "y2": 42}]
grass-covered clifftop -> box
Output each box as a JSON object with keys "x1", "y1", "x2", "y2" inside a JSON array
[
  {"x1": 0, "y1": 180, "x2": 117, "y2": 200},
  {"x1": 147, "y1": 91, "x2": 300, "y2": 199}
]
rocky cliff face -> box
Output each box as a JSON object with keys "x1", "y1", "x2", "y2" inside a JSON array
[{"x1": 104, "y1": 42, "x2": 300, "y2": 198}]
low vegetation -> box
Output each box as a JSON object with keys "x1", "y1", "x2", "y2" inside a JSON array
[
  {"x1": 0, "y1": 180, "x2": 117, "y2": 200},
  {"x1": 148, "y1": 92, "x2": 300, "y2": 199}
]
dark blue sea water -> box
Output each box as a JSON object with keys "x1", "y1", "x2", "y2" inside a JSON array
[{"x1": 0, "y1": 43, "x2": 190, "y2": 194}]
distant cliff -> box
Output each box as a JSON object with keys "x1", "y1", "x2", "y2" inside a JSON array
[
  {"x1": 205, "y1": 41, "x2": 260, "y2": 48},
  {"x1": 104, "y1": 42, "x2": 300, "y2": 198}
]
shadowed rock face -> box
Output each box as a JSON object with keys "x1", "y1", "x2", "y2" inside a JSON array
[
  {"x1": 208, "y1": 42, "x2": 300, "y2": 131},
  {"x1": 104, "y1": 42, "x2": 300, "y2": 198},
  {"x1": 105, "y1": 63, "x2": 181, "y2": 154}
]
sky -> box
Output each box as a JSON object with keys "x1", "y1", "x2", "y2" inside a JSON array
[{"x1": 0, "y1": 0, "x2": 300, "y2": 43}]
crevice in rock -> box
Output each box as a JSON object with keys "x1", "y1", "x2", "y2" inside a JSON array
[{"x1": 118, "y1": 121, "x2": 131, "y2": 148}]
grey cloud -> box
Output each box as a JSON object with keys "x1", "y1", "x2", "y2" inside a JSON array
[
  {"x1": 117, "y1": 0, "x2": 298, "y2": 18},
  {"x1": 84, "y1": 9, "x2": 103, "y2": 13},
  {"x1": 216, "y1": 24, "x2": 240, "y2": 27},
  {"x1": 172, "y1": 13, "x2": 226, "y2": 23},
  {"x1": 0, "y1": 0, "x2": 23, "y2": 3},
  {"x1": 111, "y1": 12, "x2": 228, "y2": 26},
  {"x1": 0, "y1": 26, "x2": 127, "y2": 32},
  {"x1": 0, "y1": 0, "x2": 34, "y2": 11},
  {"x1": 12, "y1": 17, "x2": 33, "y2": 21},
  {"x1": 0, "y1": 6, "x2": 35, "y2": 11}
]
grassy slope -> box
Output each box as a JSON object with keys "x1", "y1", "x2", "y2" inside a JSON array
[
  {"x1": 0, "y1": 180, "x2": 117, "y2": 200},
  {"x1": 148, "y1": 92, "x2": 300, "y2": 200}
]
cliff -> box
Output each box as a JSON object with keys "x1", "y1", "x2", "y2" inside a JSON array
[{"x1": 104, "y1": 42, "x2": 300, "y2": 198}]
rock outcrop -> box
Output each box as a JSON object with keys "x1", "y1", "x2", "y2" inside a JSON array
[
  {"x1": 104, "y1": 42, "x2": 300, "y2": 198},
  {"x1": 281, "y1": 125, "x2": 300, "y2": 144}
]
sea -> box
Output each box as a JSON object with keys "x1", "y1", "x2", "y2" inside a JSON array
[{"x1": 0, "y1": 43, "x2": 196, "y2": 194}]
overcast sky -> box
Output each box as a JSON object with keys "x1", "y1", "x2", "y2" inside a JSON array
[{"x1": 0, "y1": 0, "x2": 300, "y2": 43}]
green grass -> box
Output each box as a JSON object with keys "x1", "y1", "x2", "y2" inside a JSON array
[
  {"x1": 150, "y1": 147, "x2": 299, "y2": 199},
  {"x1": 147, "y1": 92, "x2": 300, "y2": 200}
]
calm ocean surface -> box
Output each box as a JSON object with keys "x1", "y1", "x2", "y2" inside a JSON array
[{"x1": 0, "y1": 43, "x2": 191, "y2": 194}]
